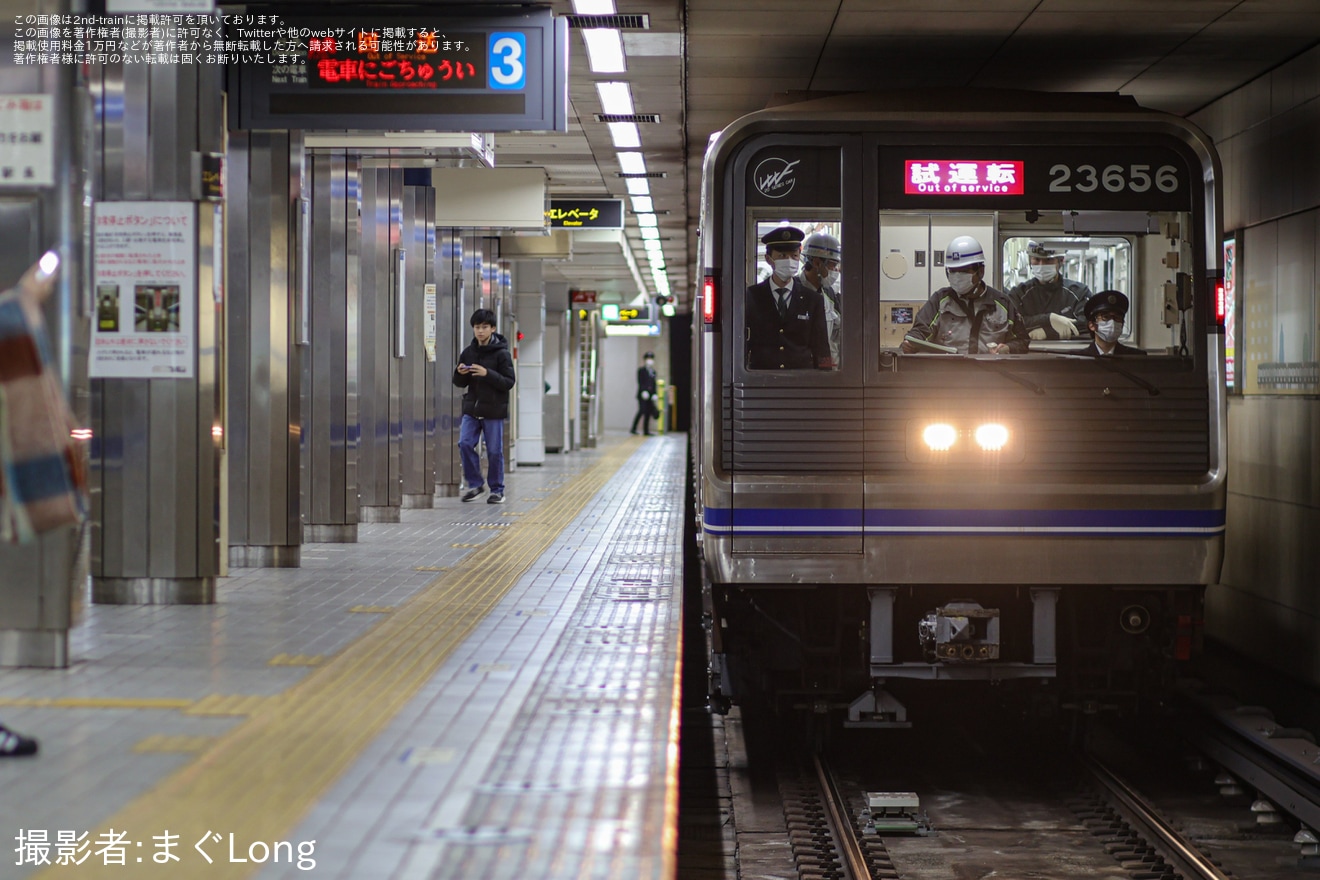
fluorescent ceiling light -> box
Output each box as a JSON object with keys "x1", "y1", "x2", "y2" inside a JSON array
[
  {"x1": 643, "y1": 238, "x2": 663, "y2": 252},
  {"x1": 640, "y1": 227, "x2": 660, "y2": 240},
  {"x1": 617, "y1": 152, "x2": 646, "y2": 175},
  {"x1": 596, "y1": 82, "x2": 633, "y2": 116},
  {"x1": 582, "y1": 29, "x2": 626, "y2": 73},
  {"x1": 625, "y1": 177, "x2": 650, "y2": 196},
  {"x1": 637, "y1": 213, "x2": 658, "y2": 227},
  {"x1": 572, "y1": 0, "x2": 615, "y2": 13},
  {"x1": 631, "y1": 196, "x2": 654, "y2": 213},
  {"x1": 607, "y1": 121, "x2": 641, "y2": 149}
]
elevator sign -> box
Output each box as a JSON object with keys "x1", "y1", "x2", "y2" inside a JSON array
[{"x1": 230, "y1": 9, "x2": 567, "y2": 132}]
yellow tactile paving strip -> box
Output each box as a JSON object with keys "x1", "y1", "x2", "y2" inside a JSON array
[{"x1": 34, "y1": 437, "x2": 642, "y2": 879}]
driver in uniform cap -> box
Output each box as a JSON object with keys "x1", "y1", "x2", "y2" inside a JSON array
[
  {"x1": 745, "y1": 225, "x2": 832, "y2": 370},
  {"x1": 1082, "y1": 290, "x2": 1146, "y2": 356},
  {"x1": 1007, "y1": 240, "x2": 1091, "y2": 340}
]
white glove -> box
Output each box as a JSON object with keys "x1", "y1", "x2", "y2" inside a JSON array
[
  {"x1": 1028, "y1": 328, "x2": 1047, "y2": 340},
  {"x1": 1048, "y1": 312, "x2": 1079, "y2": 339},
  {"x1": 641, "y1": 391, "x2": 650, "y2": 400}
]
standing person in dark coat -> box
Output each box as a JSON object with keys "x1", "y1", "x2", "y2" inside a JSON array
[
  {"x1": 1080, "y1": 291, "x2": 1147, "y2": 356},
  {"x1": 453, "y1": 308, "x2": 517, "y2": 504},
  {"x1": 630, "y1": 351, "x2": 659, "y2": 436},
  {"x1": 745, "y1": 226, "x2": 832, "y2": 370},
  {"x1": 1007, "y1": 240, "x2": 1091, "y2": 341}
]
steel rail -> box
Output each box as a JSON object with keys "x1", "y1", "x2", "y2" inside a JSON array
[
  {"x1": 1083, "y1": 754, "x2": 1232, "y2": 880},
  {"x1": 814, "y1": 754, "x2": 873, "y2": 880}
]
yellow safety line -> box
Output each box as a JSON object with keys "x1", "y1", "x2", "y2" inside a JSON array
[
  {"x1": 0, "y1": 697, "x2": 195, "y2": 710},
  {"x1": 36, "y1": 437, "x2": 642, "y2": 879}
]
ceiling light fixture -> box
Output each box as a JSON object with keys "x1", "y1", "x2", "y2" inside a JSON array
[
  {"x1": 617, "y1": 151, "x2": 646, "y2": 175},
  {"x1": 630, "y1": 196, "x2": 653, "y2": 213},
  {"x1": 607, "y1": 121, "x2": 641, "y2": 148},
  {"x1": 571, "y1": 0, "x2": 615, "y2": 13},
  {"x1": 582, "y1": 29, "x2": 626, "y2": 73},
  {"x1": 640, "y1": 227, "x2": 660, "y2": 240},
  {"x1": 625, "y1": 177, "x2": 650, "y2": 196},
  {"x1": 596, "y1": 81, "x2": 633, "y2": 116}
]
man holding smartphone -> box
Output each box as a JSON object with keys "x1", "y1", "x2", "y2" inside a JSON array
[{"x1": 453, "y1": 309, "x2": 517, "y2": 503}]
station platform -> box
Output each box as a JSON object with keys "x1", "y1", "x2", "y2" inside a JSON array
[{"x1": 0, "y1": 433, "x2": 685, "y2": 879}]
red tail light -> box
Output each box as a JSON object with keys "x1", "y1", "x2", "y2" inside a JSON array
[
  {"x1": 1214, "y1": 280, "x2": 1226, "y2": 324},
  {"x1": 702, "y1": 275, "x2": 716, "y2": 324}
]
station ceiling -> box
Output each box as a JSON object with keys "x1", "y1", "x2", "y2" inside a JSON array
[{"x1": 280, "y1": 1, "x2": 1320, "y2": 311}]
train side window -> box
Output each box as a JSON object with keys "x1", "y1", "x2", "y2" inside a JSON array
[{"x1": 745, "y1": 218, "x2": 842, "y2": 371}]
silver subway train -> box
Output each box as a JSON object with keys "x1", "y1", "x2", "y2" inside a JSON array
[{"x1": 692, "y1": 91, "x2": 1227, "y2": 726}]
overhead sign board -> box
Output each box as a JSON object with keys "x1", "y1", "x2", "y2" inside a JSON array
[
  {"x1": 546, "y1": 199, "x2": 623, "y2": 229},
  {"x1": 229, "y1": 8, "x2": 567, "y2": 132}
]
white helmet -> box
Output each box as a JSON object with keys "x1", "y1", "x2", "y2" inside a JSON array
[
  {"x1": 802, "y1": 232, "x2": 841, "y2": 263},
  {"x1": 944, "y1": 235, "x2": 985, "y2": 269}
]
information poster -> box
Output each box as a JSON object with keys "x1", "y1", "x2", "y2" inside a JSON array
[
  {"x1": 0, "y1": 94, "x2": 54, "y2": 187},
  {"x1": 91, "y1": 202, "x2": 196, "y2": 379},
  {"x1": 423, "y1": 282, "x2": 437, "y2": 362}
]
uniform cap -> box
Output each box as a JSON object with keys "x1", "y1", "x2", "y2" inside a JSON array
[
  {"x1": 1084, "y1": 290, "x2": 1130, "y2": 321},
  {"x1": 760, "y1": 225, "x2": 805, "y2": 247},
  {"x1": 643, "y1": 351, "x2": 654, "y2": 359}
]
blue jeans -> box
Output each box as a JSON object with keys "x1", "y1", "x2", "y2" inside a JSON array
[{"x1": 458, "y1": 414, "x2": 505, "y2": 494}]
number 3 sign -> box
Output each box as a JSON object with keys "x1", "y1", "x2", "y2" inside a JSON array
[{"x1": 489, "y1": 32, "x2": 526, "y2": 90}]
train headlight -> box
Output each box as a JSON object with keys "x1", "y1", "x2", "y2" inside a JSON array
[
  {"x1": 922, "y1": 423, "x2": 957, "y2": 451},
  {"x1": 974, "y1": 423, "x2": 1010, "y2": 451}
]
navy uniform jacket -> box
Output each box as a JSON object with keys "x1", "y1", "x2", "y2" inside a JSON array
[
  {"x1": 636, "y1": 365, "x2": 657, "y2": 400},
  {"x1": 1007, "y1": 277, "x2": 1092, "y2": 338},
  {"x1": 1081, "y1": 340, "x2": 1147, "y2": 356},
  {"x1": 745, "y1": 278, "x2": 832, "y2": 370}
]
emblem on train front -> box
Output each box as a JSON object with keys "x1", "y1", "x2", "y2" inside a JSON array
[{"x1": 753, "y1": 157, "x2": 800, "y2": 198}]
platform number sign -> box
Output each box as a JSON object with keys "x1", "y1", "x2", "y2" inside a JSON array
[{"x1": 489, "y1": 32, "x2": 526, "y2": 90}]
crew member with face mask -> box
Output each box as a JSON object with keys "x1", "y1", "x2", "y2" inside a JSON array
[
  {"x1": 1007, "y1": 240, "x2": 1091, "y2": 340},
  {"x1": 745, "y1": 225, "x2": 832, "y2": 370},
  {"x1": 901, "y1": 235, "x2": 1029, "y2": 355},
  {"x1": 1081, "y1": 291, "x2": 1146, "y2": 356},
  {"x1": 797, "y1": 231, "x2": 842, "y2": 370}
]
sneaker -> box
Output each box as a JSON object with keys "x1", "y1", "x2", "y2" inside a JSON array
[
  {"x1": 461, "y1": 486, "x2": 484, "y2": 502},
  {"x1": 487, "y1": 493, "x2": 505, "y2": 504},
  {"x1": 0, "y1": 725, "x2": 37, "y2": 757}
]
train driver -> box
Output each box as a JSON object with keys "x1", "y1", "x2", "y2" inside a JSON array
[
  {"x1": 1007, "y1": 240, "x2": 1091, "y2": 341},
  {"x1": 901, "y1": 235, "x2": 1030, "y2": 355},
  {"x1": 796, "y1": 231, "x2": 842, "y2": 369},
  {"x1": 745, "y1": 225, "x2": 833, "y2": 370},
  {"x1": 1081, "y1": 291, "x2": 1147, "y2": 356}
]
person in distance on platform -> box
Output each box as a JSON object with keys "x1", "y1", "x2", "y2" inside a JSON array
[
  {"x1": 796, "y1": 231, "x2": 843, "y2": 370},
  {"x1": 1081, "y1": 291, "x2": 1146, "y2": 356},
  {"x1": 901, "y1": 235, "x2": 1029, "y2": 355},
  {"x1": 745, "y1": 225, "x2": 832, "y2": 370},
  {"x1": 630, "y1": 350, "x2": 659, "y2": 436},
  {"x1": 453, "y1": 308, "x2": 517, "y2": 504},
  {"x1": 1007, "y1": 240, "x2": 1091, "y2": 341}
]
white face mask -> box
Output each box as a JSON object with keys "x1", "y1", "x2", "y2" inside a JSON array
[
  {"x1": 1030, "y1": 264, "x2": 1058, "y2": 283},
  {"x1": 947, "y1": 271, "x2": 976, "y2": 296},
  {"x1": 824, "y1": 269, "x2": 840, "y2": 288},
  {"x1": 772, "y1": 258, "x2": 800, "y2": 280},
  {"x1": 1095, "y1": 318, "x2": 1122, "y2": 343}
]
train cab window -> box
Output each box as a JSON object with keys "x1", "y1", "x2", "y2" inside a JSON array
[
  {"x1": 745, "y1": 218, "x2": 842, "y2": 371},
  {"x1": 1001, "y1": 235, "x2": 1136, "y2": 351}
]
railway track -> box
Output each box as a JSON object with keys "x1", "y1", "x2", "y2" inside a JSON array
[{"x1": 716, "y1": 707, "x2": 1316, "y2": 879}]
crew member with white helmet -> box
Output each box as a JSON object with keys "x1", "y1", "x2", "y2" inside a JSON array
[
  {"x1": 901, "y1": 235, "x2": 1029, "y2": 355},
  {"x1": 1007, "y1": 240, "x2": 1091, "y2": 340},
  {"x1": 797, "y1": 231, "x2": 842, "y2": 369}
]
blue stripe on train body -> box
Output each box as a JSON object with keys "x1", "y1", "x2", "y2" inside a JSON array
[{"x1": 702, "y1": 507, "x2": 1225, "y2": 537}]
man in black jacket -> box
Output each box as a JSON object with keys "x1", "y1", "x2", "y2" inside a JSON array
[
  {"x1": 630, "y1": 351, "x2": 658, "y2": 436},
  {"x1": 453, "y1": 309, "x2": 517, "y2": 503},
  {"x1": 745, "y1": 226, "x2": 832, "y2": 370}
]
